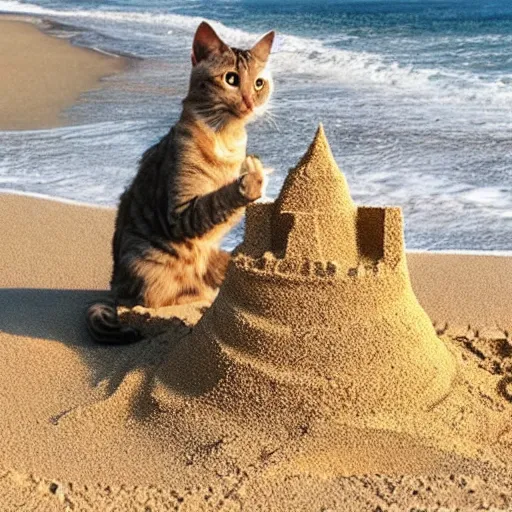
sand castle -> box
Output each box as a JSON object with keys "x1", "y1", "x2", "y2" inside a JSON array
[{"x1": 163, "y1": 125, "x2": 457, "y2": 426}]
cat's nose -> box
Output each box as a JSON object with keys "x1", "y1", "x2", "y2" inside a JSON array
[{"x1": 242, "y1": 94, "x2": 254, "y2": 111}]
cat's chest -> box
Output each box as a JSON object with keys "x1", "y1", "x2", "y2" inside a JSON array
[
  {"x1": 213, "y1": 134, "x2": 246, "y2": 179},
  {"x1": 214, "y1": 139, "x2": 244, "y2": 161}
]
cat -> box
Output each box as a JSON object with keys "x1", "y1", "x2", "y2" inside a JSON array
[{"x1": 86, "y1": 21, "x2": 275, "y2": 343}]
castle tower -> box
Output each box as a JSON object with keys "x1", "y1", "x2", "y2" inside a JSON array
[
  {"x1": 166, "y1": 126, "x2": 456, "y2": 426},
  {"x1": 270, "y1": 124, "x2": 358, "y2": 267}
]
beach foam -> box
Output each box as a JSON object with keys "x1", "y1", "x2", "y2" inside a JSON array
[{"x1": 2, "y1": 0, "x2": 512, "y2": 107}]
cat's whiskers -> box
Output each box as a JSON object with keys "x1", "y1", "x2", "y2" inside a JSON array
[
  {"x1": 248, "y1": 99, "x2": 279, "y2": 132},
  {"x1": 266, "y1": 111, "x2": 279, "y2": 131},
  {"x1": 260, "y1": 102, "x2": 280, "y2": 132}
]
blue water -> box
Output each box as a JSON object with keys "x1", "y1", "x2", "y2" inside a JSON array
[{"x1": 0, "y1": 0, "x2": 511, "y2": 250}]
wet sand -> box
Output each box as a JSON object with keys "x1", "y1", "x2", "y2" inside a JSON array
[{"x1": 0, "y1": 16, "x2": 127, "y2": 130}]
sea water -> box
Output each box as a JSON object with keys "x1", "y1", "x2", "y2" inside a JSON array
[{"x1": 0, "y1": 0, "x2": 511, "y2": 250}]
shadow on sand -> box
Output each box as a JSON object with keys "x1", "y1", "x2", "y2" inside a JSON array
[{"x1": 0, "y1": 288, "x2": 192, "y2": 415}]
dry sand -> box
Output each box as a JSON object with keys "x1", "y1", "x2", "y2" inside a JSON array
[
  {"x1": 0, "y1": 129, "x2": 511, "y2": 512},
  {"x1": 0, "y1": 16, "x2": 127, "y2": 130}
]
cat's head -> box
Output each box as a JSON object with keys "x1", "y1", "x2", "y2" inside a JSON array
[{"x1": 186, "y1": 22, "x2": 275, "y2": 130}]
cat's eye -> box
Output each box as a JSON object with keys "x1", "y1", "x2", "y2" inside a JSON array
[
  {"x1": 224, "y1": 72, "x2": 240, "y2": 87},
  {"x1": 254, "y1": 78, "x2": 265, "y2": 91}
]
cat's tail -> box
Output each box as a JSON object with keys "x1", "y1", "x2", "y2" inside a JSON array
[{"x1": 86, "y1": 300, "x2": 141, "y2": 344}]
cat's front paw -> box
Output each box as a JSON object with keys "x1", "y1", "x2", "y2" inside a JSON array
[{"x1": 239, "y1": 155, "x2": 267, "y2": 202}]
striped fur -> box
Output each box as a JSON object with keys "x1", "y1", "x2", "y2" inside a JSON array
[{"x1": 87, "y1": 22, "x2": 274, "y2": 343}]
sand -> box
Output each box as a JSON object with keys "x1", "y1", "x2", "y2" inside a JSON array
[
  {"x1": 1, "y1": 128, "x2": 512, "y2": 511},
  {"x1": 0, "y1": 16, "x2": 127, "y2": 130}
]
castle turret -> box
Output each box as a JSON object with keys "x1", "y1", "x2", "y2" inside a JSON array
[
  {"x1": 274, "y1": 124, "x2": 355, "y2": 217},
  {"x1": 242, "y1": 124, "x2": 360, "y2": 267}
]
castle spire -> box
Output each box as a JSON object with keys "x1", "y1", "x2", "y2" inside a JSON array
[
  {"x1": 271, "y1": 124, "x2": 359, "y2": 266},
  {"x1": 274, "y1": 124, "x2": 355, "y2": 216}
]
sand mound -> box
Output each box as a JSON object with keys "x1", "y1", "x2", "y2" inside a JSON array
[
  {"x1": 158, "y1": 125, "x2": 456, "y2": 427},
  {"x1": 142, "y1": 126, "x2": 511, "y2": 478}
]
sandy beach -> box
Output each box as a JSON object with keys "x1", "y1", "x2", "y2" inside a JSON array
[
  {"x1": 1, "y1": 172, "x2": 512, "y2": 511},
  {"x1": 0, "y1": 16, "x2": 126, "y2": 130},
  {"x1": 1, "y1": 15, "x2": 512, "y2": 512}
]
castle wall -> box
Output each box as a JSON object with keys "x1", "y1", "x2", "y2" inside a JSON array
[
  {"x1": 241, "y1": 199, "x2": 402, "y2": 270},
  {"x1": 269, "y1": 207, "x2": 361, "y2": 265},
  {"x1": 225, "y1": 259, "x2": 409, "y2": 321},
  {"x1": 194, "y1": 259, "x2": 455, "y2": 415}
]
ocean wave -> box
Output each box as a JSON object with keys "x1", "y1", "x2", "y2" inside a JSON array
[
  {"x1": 459, "y1": 187, "x2": 511, "y2": 209},
  {"x1": 2, "y1": 0, "x2": 512, "y2": 107}
]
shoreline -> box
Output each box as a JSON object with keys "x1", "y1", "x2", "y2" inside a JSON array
[
  {"x1": 0, "y1": 15, "x2": 129, "y2": 130},
  {"x1": 0, "y1": 188, "x2": 116, "y2": 210},
  {"x1": 1, "y1": 188, "x2": 510, "y2": 256}
]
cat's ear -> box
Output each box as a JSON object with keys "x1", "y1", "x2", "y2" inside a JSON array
[
  {"x1": 251, "y1": 31, "x2": 275, "y2": 62},
  {"x1": 192, "y1": 22, "x2": 229, "y2": 65}
]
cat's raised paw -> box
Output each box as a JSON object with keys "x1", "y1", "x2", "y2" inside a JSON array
[{"x1": 239, "y1": 155, "x2": 266, "y2": 202}]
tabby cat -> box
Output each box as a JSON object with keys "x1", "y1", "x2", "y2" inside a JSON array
[{"x1": 86, "y1": 22, "x2": 275, "y2": 343}]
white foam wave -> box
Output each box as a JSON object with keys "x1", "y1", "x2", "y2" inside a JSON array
[
  {"x1": 2, "y1": 0, "x2": 512, "y2": 107},
  {"x1": 459, "y1": 187, "x2": 511, "y2": 209},
  {"x1": 0, "y1": 0, "x2": 246, "y2": 39}
]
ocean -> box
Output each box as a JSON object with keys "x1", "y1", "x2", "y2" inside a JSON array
[{"x1": 0, "y1": 0, "x2": 511, "y2": 251}]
